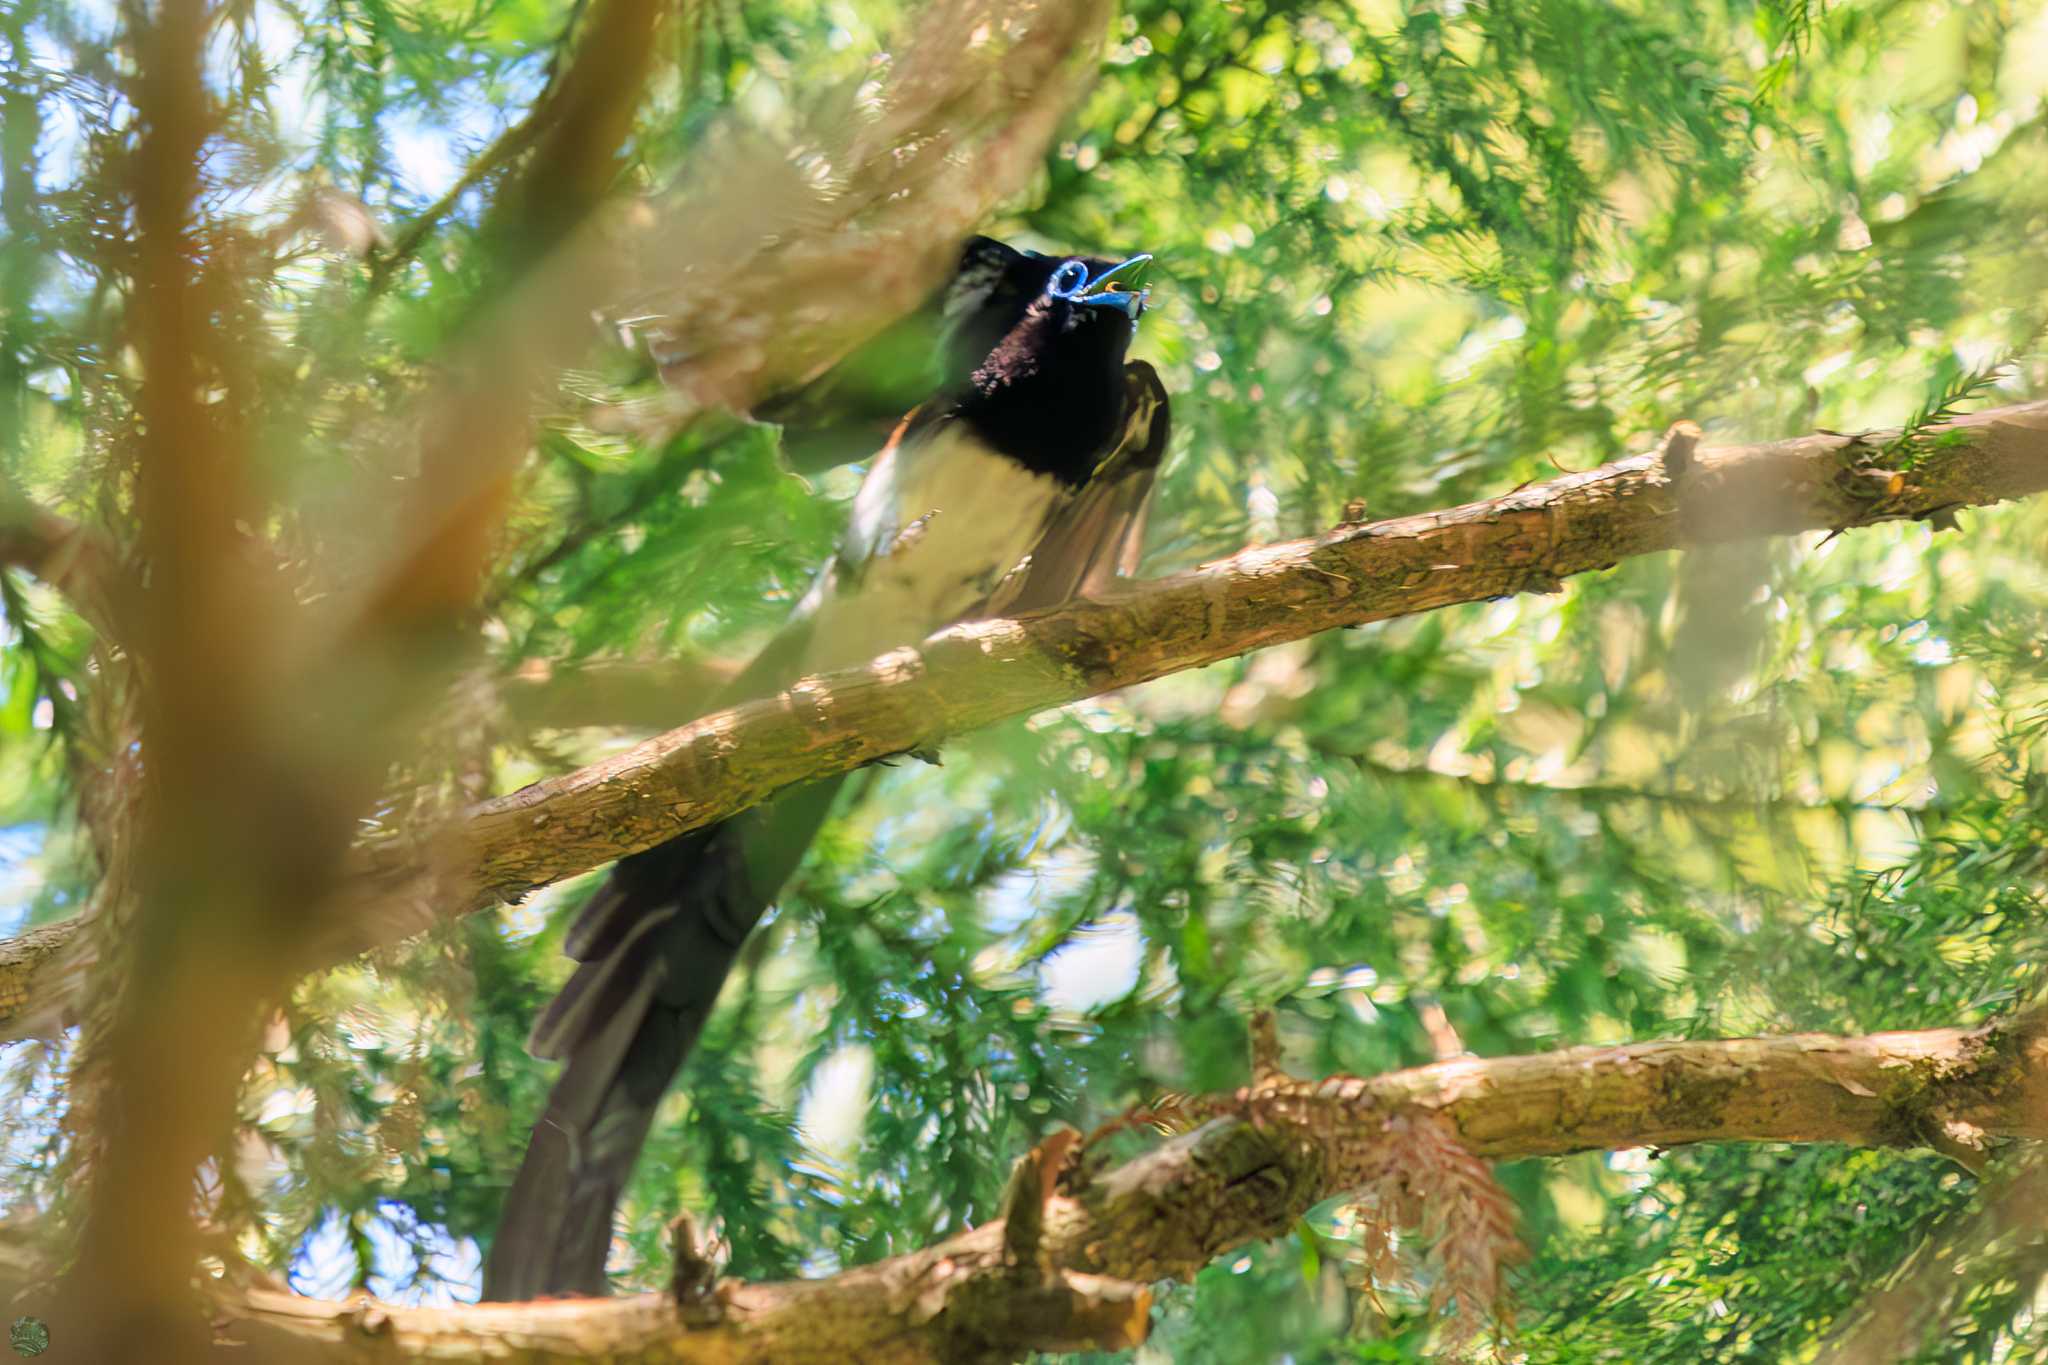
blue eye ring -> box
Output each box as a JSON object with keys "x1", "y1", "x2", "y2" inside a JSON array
[
  {"x1": 1043, "y1": 252, "x2": 1154, "y2": 320},
  {"x1": 1048, "y1": 259, "x2": 1090, "y2": 297}
]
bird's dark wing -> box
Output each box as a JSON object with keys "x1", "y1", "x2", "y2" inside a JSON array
[{"x1": 981, "y1": 361, "x2": 1170, "y2": 616}]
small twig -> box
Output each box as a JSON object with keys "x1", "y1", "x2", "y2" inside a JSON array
[
  {"x1": 1884, "y1": 325, "x2": 2042, "y2": 468},
  {"x1": 1660, "y1": 418, "x2": 1702, "y2": 480},
  {"x1": 1249, "y1": 1010, "x2": 1289, "y2": 1088},
  {"x1": 999, "y1": 1128, "x2": 1080, "y2": 1275},
  {"x1": 368, "y1": 119, "x2": 547, "y2": 293},
  {"x1": 366, "y1": 0, "x2": 604, "y2": 293},
  {"x1": 667, "y1": 1211, "x2": 720, "y2": 1317}
]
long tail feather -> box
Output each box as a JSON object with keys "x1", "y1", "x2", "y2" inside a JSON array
[{"x1": 483, "y1": 780, "x2": 844, "y2": 1301}]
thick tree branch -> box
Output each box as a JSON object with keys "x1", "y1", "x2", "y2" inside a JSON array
[
  {"x1": 0, "y1": 922, "x2": 71, "y2": 1026},
  {"x1": 455, "y1": 400, "x2": 2048, "y2": 908},
  {"x1": 65, "y1": 1016, "x2": 2043, "y2": 1362},
  {"x1": 5, "y1": 401, "x2": 2048, "y2": 1031}
]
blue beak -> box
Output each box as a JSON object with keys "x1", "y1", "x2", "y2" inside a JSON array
[{"x1": 1050, "y1": 253, "x2": 1153, "y2": 319}]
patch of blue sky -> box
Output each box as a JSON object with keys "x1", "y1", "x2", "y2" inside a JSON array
[
  {"x1": 0, "y1": 823, "x2": 47, "y2": 939},
  {"x1": 202, "y1": 142, "x2": 298, "y2": 223},
  {"x1": 796, "y1": 1042, "x2": 873, "y2": 1174},
  {"x1": 265, "y1": 46, "x2": 326, "y2": 158},
  {"x1": 200, "y1": 0, "x2": 309, "y2": 103},
  {"x1": 30, "y1": 248, "x2": 100, "y2": 328},
  {"x1": 386, "y1": 109, "x2": 468, "y2": 203},
  {"x1": 981, "y1": 841, "x2": 1092, "y2": 937},
  {"x1": 247, "y1": 0, "x2": 302, "y2": 68},
  {"x1": 34, "y1": 4, "x2": 546, "y2": 226},
  {"x1": 22, "y1": 13, "x2": 92, "y2": 73},
  {"x1": 73, "y1": 0, "x2": 120, "y2": 43},
  {"x1": 380, "y1": 50, "x2": 548, "y2": 205},
  {"x1": 0, "y1": 1030, "x2": 74, "y2": 1218},
  {"x1": 1037, "y1": 907, "x2": 1144, "y2": 1015},
  {"x1": 29, "y1": 84, "x2": 90, "y2": 196},
  {"x1": 287, "y1": 1207, "x2": 357, "y2": 1300},
  {"x1": 290, "y1": 1202, "x2": 483, "y2": 1306}
]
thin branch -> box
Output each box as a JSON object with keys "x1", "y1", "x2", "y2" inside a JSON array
[
  {"x1": 350, "y1": 0, "x2": 669, "y2": 632},
  {"x1": 0, "y1": 498, "x2": 124, "y2": 632},
  {"x1": 365, "y1": 0, "x2": 622, "y2": 291},
  {"x1": 367, "y1": 114, "x2": 543, "y2": 295},
  {"x1": 1342, "y1": 751, "x2": 1926, "y2": 818},
  {"x1": 5, "y1": 401, "x2": 2048, "y2": 1030},
  {"x1": 1817, "y1": 1153, "x2": 2048, "y2": 1365},
  {"x1": 13, "y1": 1016, "x2": 2037, "y2": 1362}
]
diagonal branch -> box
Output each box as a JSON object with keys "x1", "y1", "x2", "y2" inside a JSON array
[
  {"x1": 451, "y1": 399, "x2": 2048, "y2": 907},
  {"x1": 4, "y1": 401, "x2": 2048, "y2": 1031},
  {"x1": 18, "y1": 1015, "x2": 2039, "y2": 1362},
  {"x1": 1816, "y1": 1152, "x2": 2048, "y2": 1364},
  {"x1": 0, "y1": 498, "x2": 125, "y2": 633},
  {"x1": 348, "y1": 0, "x2": 669, "y2": 632}
]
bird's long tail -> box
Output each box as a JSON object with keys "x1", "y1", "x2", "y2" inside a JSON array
[{"x1": 481, "y1": 778, "x2": 843, "y2": 1301}]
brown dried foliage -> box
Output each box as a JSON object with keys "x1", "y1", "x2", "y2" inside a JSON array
[{"x1": 1086, "y1": 1070, "x2": 1525, "y2": 1347}]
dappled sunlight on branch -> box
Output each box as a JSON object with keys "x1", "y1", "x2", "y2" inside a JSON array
[
  {"x1": 5, "y1": 1016, "x2": 2039, "y2": 1361},
  {"x1": 6, "y1": 400, "x2": 2048, "y2": 1034}
]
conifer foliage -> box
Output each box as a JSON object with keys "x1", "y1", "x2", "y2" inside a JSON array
[{"x1": 3, "y1": 0, "x2": 2048, "y2": 1358}]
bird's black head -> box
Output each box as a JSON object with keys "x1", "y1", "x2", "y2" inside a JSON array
[{"x1": 939, "y1": 236, "x2": 1153, "y2": 486}]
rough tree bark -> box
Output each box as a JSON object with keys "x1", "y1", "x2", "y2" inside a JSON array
[
  {"x1": 46, "y1": 1015, "x2": 2031, "y2": 1363},
  {"x1": 4, "y1": 401, "x2": 2047, "y2": 1033},
  {"x1": 453, "y1": 402, "x2": 2048, "y2": 912}
]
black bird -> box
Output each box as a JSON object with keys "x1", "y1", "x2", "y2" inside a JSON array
[{"x1": 484, "y1": 236, "x2": 1170, "y2": 1301}]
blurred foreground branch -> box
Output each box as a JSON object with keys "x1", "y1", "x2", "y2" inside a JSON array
[
  {"x1": 5, "y1": 400, "x2": 2048, "y2": 1031},
  {"x1": 1818, "y1": 1152, "x2": 2048, "y2": 1364},
  {"x1": 0, "y1": 0, "x2": 1124, "y2": 1355},
  {"x1": 623, "y1": 0, "x2": 1114, "y2": 413},
  {"x1": 44, "y1": 0, "x2": 671, "y2": 1355},
  {"x1": 0, "y1": 499, "x2": 122, "y2": 631},
  {"x1": 19, "y1": 1016, "x2": 2037, "y2": 1361}
]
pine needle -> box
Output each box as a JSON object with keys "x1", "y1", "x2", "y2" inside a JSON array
[{"x1": 1886, "y1": 324, "x2": 2044, "y2": 468}]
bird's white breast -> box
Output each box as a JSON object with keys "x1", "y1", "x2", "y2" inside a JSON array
[{"x1": 800, "y1": 421, "x2": 1067, "y2": 673}]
